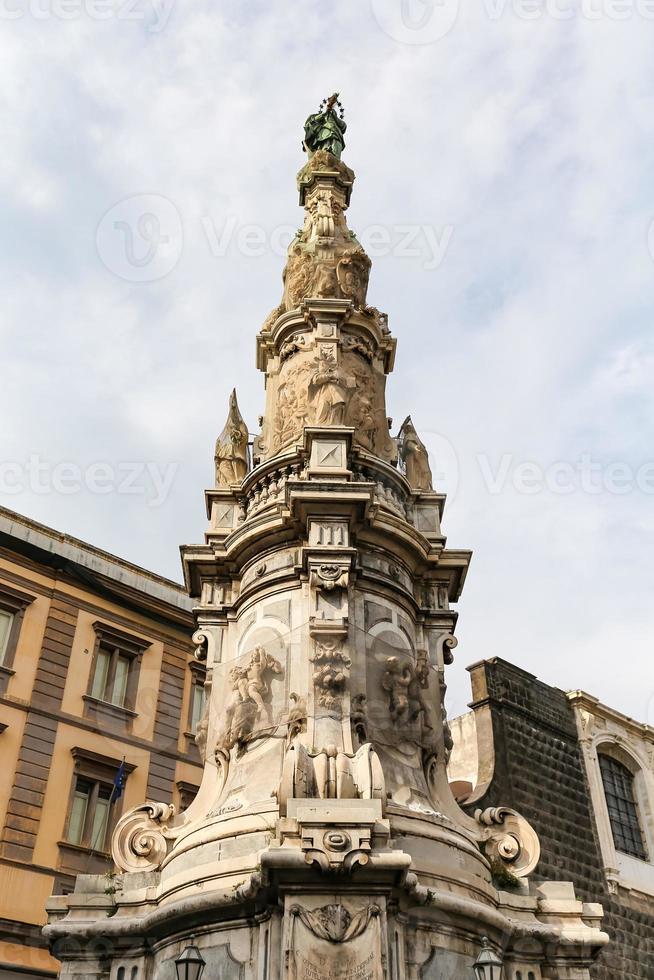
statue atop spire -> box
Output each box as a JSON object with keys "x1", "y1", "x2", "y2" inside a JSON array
[{"x1": 303, "y1": 93, "x2": 347, "y2": 159}]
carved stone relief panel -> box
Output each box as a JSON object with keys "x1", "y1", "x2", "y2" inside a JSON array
[
  {"x1": 340, "y1": 349, "x2": 392, "y2": 459},
  {"x1": 362, "y1": 619, "x2": 441, "y2": 811},
  {"x1": 216, "y1": 645, "x2": 284, "y2": 753},
  {"x1": 157, "y1": 941, "x2": 248, "y2": 980},
  {"x1": 212, "y1": 501, "x2": 237, "y2": 531},
  {"x1": 420, "y1": 949, "x2": 475, "y2": 979},
  {"x1": 261, "y1": 333, "x2": 395, "y2": 462},
  {"x1": 286, "y1": 899, "x2": 384, "y2": 980},
  {"x1": 213, "y1": 624, "x2": 289, "y2": 760}
]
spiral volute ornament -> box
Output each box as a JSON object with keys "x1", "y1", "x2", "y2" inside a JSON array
[
  {"x1": 111, "y1": 802, "x2": 176, "y2": 873},
  {"x1": 475, "y1": 806, "x2": 540, "y2": 878}
]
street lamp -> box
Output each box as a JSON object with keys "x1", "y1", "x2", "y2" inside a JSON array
[
  {"x1": 175, "y1": 941, "x2": 205, "y2": 980},
  {"x1": 472, "y1": 937, "x2": 503, "y2": 980}
]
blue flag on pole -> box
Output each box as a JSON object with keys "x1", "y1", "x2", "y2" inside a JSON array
[{"x1": 110, "y1": 759, "x2": 126, "y2": 804}]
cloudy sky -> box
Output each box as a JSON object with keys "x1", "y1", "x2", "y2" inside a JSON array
[{"x1": 1, "y1": 0, "x2": 652, "y2": 722}]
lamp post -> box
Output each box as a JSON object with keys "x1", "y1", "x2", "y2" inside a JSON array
[
  {"x1": 472, "y1": 937, "x2": 503, "y2": 980},
  {"x1": 175, "y1": 941, "x2": 205, "y2": 980}
]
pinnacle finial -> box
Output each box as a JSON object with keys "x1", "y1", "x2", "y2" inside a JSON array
[
  {"x1": 214, "y1": 388, "x2": 250, "y2": 487},
  {"x1": 303, "y1": 94, "x2": 346, "y2": 160}
]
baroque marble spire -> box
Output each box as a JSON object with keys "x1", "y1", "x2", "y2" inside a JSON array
[{"x1": 46, "y1": 100, "x2": 609, "y2": 980}]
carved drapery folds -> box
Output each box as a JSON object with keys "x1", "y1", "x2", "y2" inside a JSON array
[
  {"x1": 111, "y1": 802, "x2": 177, "y2": 873},
  {"x1": 279, "y1": 742, "x2": 385, "y2": 809},
  {"x1": 265, "y1": 334, "x2": 393, "y2": 461},
  {"x1": 287, "y1": 900, "x2": 385, "y2": 980},
  {"x1": 290, "y1": 903, "x2": 381, "y2": 942},
  {"x1": 475, "y1": 806, "x2": 541, "y2": 879}
]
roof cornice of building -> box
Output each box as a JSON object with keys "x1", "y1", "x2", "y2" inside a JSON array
[
  {"x1": 566, "y1": 689, "x2": 654, "y2": 740},
  {"x1": 0, "y1": 505, "x2": 193, "y2": 620}
]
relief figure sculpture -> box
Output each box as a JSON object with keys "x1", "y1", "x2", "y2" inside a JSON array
[
  {"x1": 218, "y1": 646, "x2": 283, "y2": 751},
  {"x1": 309, "y1": 350, "x2": 351, "y2": 426},
  {"x1": 382, "y1": 656, "x2": 431, "y2": 728}
]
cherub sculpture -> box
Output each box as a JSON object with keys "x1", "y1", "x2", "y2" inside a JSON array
[{"x1": 219, "y1": 646, "x2": 283, "y2": 750}]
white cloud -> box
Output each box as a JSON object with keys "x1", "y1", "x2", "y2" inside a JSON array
[{"x1": 0, "y1": 0, "x2": 652, "y2": 723}]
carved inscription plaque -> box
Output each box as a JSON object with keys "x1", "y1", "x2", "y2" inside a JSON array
[
  {"x1": 288, "y1": 903, "x2": 383, "y2": 980},
  {"x1": 295, "y1": 947, "x2": 376, "y2": 980}
]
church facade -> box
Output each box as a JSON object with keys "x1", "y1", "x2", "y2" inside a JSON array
[{"x1": 449, "y1": 658, "x2": 654, "y2": 978}]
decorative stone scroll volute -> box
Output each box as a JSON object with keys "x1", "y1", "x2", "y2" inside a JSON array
[{"x1": 47, "y1": 101, "x2": 609, "y2": 980}]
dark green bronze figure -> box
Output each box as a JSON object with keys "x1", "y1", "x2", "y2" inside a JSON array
[{"x1": 303, "y1": 93, "x2": 347, "y2": 159}]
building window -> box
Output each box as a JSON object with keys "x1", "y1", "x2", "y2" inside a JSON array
[
  {"x1": 84, "y1": 623, "x2": 150, "y2": 725},
  {"x1": 0, "y1": 609, "x2": 14, "y2": 665},
  {"x1": 0, "y1": 584, "x2": 36, "y2": 691},
  {"x1": 189, "y1": 678, "x2": 206, "y2": 734},
  {"x1": 185, "y1": 660, "x2": 207, "y2": 745},
  {"x1": 59, "y1": 748, "x2": 136, "y2": 872},
  {"x1": 599, "y1": 754, "x2": 647, "y2": 860},
  {"x1": 176, "y1": 780, "x2": 200, "y2": 812},
  {"x1": 66, "y1": 775, "x2": 114, "y2": 851},
  {"x1": 90, "y1": 643, "x2": 134, "y2": 707}
]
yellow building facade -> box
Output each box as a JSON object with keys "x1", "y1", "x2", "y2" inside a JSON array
[{"x1": 0, "y1": 507, "x2": 202, "y2": 980}]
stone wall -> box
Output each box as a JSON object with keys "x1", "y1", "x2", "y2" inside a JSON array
[{"x1": 462, "y1": 657, "x2": 654, "y2": 979}]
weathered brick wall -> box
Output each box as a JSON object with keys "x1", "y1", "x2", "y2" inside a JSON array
[{"x1": 466, "y1": 657, "x2": 654, "y2": 979}]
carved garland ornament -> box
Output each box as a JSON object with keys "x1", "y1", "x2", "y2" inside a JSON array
[{"x1": 311, "y1": 638, "x2": 351, "y2": 710}]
